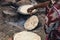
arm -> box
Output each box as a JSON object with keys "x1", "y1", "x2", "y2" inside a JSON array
[
  {"x1": 27, "y1": 1, "x2": 50, "y2": 13},
  {"x1": 32, "y1": 1, "x2": 50, "y2": 9}
]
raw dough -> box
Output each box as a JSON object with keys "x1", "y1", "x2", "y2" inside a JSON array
[
  {"x1": 17, "y1": 5, "x2": 36, "y2": 14},
  {"x1": 14, "y1": 31, "x2": 41, "y2": 40},
  {"x1": 24, "y1": 15, "x2": 39, "y2": 30}
]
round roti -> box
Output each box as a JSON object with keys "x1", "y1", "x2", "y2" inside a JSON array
[
  {"x1": 17, "y1": 5, "x2": 37, "y2": 15},
  {"x1": 14, "y1": 31, "x2": 41, "y2": 40},
  {"x1": 24, "y1": 15, "x2": 39, "y2": 30}
]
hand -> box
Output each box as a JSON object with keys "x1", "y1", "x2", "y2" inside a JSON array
[{"x1": 27, "y1": 7, "x2": 34, "y2": 15}]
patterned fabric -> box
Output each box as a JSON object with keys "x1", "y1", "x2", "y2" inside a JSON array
[
  {"x1": 46, "y1": 3, "x2": 60, "y2": 40},
  {"x1": 48, "y1": 30, "x2": 60, "y2": 40},
  {"x1": 47, "y1": 4, "x2": 60, "y2": 26}
]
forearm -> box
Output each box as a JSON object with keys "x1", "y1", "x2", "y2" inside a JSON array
[{"x1": 33, "y1": 1, "x2": 50, "y2": 9}]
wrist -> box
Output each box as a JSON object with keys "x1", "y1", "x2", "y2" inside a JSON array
[{"x1": 33, "y1": 5, "x2": 37, "y2": 9}]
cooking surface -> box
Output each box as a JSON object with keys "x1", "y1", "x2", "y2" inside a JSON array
[{"x1": 0, "y1": 0, "x2": 46, "y2": 40}]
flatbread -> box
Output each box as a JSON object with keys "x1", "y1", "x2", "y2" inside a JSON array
[
  {"x1": 14, "y1": 31, "x2": 41, "y2": 40},
  {"x1": 17, "y1": 5, "x2": 36, "y2": 14},
  {"x1": 24, "y1": 15, "x2": 39, "y2": 30}
]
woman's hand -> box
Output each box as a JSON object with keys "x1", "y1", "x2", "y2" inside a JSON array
[{"x1": 27, "y1": 7, "x2": 35, "y2": 15}]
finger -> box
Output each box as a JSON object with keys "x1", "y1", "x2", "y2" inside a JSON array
[
  {"x1": 29, "y1": 12, "x2": 33, "y2": 15},
  {"x1": 31, "y1": 11, "x2": 35, "y2": 14},
  {"x1": 27, "y1": 9, "x2": 29, "y2": 12}
]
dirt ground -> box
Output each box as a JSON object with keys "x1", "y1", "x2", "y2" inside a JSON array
[{"x1": 0, "y1": 1, "x2": 46, "y2": 40}]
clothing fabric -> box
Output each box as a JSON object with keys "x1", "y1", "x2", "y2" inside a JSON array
[{"x1": 46, "y1": 3, "x2": 60, "y2": 40}]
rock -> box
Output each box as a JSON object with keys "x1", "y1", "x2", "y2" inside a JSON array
[
  {"x1": 3, "y1": 10, "x2": 17, "y2": 16},
  {"x1": 0, "y1": 32, "x2": 6, "y2": 40},
  {"x1": 38, "y1": 14, "x2": 46, "y2": 26},
  {"x1": 4, "y1": 0, "x2": 16, "y2": 3},
  {"x1": 2, "y1": 7, "x2": 17, "y2": 16},
  {"x1": 16, "y1": 0, "x2": 31, "y2": 5}
]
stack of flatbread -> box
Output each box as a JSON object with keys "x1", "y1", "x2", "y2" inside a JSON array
[
  {"x1": 14, "y1": 31, "x2": 41, "y2": 40},
  {"x1": 24, "y1": 15, "x2": 39, "y2": 30}
]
